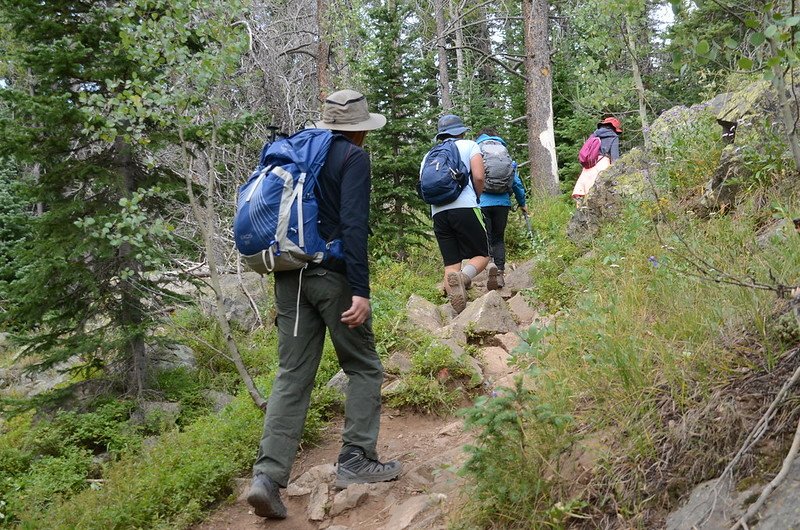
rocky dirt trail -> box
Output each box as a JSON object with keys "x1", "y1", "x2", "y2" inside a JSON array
[{"x1": 194, "y1": 260, "x2": 543, "y2": 530}]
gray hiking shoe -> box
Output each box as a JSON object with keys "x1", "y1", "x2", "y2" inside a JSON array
[
  {"x1": 335, "y1": 446, "x2": 402, "y2": 489},
  {"x1": 496, "y1": 269, "x2": 505, "y2": 288},
  {"x1": 445, "y1": 271, "x2": 467, "y2": 313},
  {"x1": 246, "y1": 473, "x2": 287, "y2": 519},
  {"x1": 486, "y1": 262, "x2": 499, "y2": 291}
]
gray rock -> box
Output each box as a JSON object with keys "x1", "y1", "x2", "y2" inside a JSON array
[
  {"x1": 503, "y1": 260, "x2": 535, "y2": 294},
  {"x1": 489, "y1": 332, "x2": 522, "y2": 353},
  {"x1": 381, "y1": 493, "x2": 447, "y2": 530},
  {"x1": 433, "y1": 323, "x2": 467, "y2": 344},
  {"x1": 381, "y1": 379, "x2": 404, "y2": 397},
  {"x1": 307, "y1": 482, "x2": 329, "y2": 521},
  {"x1": 406, "y1": 294, "x2": 444, "y2": 332},
  {"x1": 453, "y1": 291, "x2": 517, "y2": 338},
  {"x1": 480, "y1": 346, "x2": 513, "y2": 379},
  {"x1": 385, "y1": 352, "x2": 413, "y2": 375},
  {"x1": 202, "y1": 389, "x2": 235, "y2": 412},
  {"x1": 756, "y1": 218, "x2": 793, "y2": 249},
  {"x1": 326, "y1": 369, "x2": 349, "y2": 395},
  {"x1": 665, "y1": 478, "x2": 753, "y2": 530},
  {"x1": 291, "y1": 463, "x2": 336, "y2": 491},
  {"x1": 567, "y1": 147, "x2": 653, "y2": 248},
  {"x1": 506, "y1": 293, "x2": 539, "y2": 328},
  {"x1": 752, "y1": 457, "x2": 800, "y2": 529},
  {"x1": 132, "y1": 401, "x2": 182, "y2": 429},
  {"x1": 438, "y1": 303, "x2": 458, "y2": 323},
  {"x1": 696, "y1": 145, "x2": 748, "y2": 216},
  {"x1": 330, "y1": 482, "x2": 370, "y2": 516},
  {"x1": 149, "y1": 343, "x2": 197, "y2": 372},
  {"x1": 199, "y1": 272, "x2": 268, "y2": 331}
]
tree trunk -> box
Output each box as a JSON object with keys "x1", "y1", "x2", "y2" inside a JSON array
[
  {"x1": 435, "y1": 0, "x2": 452, "y2": 111},
  {"x1": 769, "y1": 37, "x2": 800, "y2": 170},
  {"x1": 522, "y1": 0, "x2": 559, "y2": 195},
  {"x1": 316, "y1": 0, "x2": 331, "y2": 101},
  {"x1": 475, "y1": 5, "x2": 495, "y2": 87},
  {"x1": 623, "y1": 17, "x2": 650, "y2": 151},
  {"x1": 452, "y1": 0, "x2": 465, "y2": 85},
  {"x1": 112, "y1": 137, "x2": 147, "y2": 398}
]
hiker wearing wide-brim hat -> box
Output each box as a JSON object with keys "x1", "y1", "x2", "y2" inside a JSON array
[
  {"x1": 419, "y1": 113, "x2": 490, "y2": 314},
  {"x1": 435, "y1": 113, "x2": 471, "y2": 140},
  {"x1": 314, "y1": 89, "x2": 386, "y2": 132},
  {"x1": 247, "y1": 89, "x2": 400, "y2": 520}
]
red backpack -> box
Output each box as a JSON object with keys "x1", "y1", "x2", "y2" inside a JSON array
[{"x1": 578, "y1": 134, "x2": 601, "y2": 169}]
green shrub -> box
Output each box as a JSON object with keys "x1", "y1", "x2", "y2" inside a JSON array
[
  {"x1": 21, "y1": 395, "x2": 263, "y2": 530},
  {"x1": 458, "y1": 182, "x2": 800, "y2": 526}
]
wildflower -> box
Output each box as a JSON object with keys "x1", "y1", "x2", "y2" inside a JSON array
[{"x1": 648, "y1": 256, "x2": 660, "y2": 267}]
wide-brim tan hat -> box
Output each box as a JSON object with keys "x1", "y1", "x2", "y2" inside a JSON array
[{"x1": 314, "y1": 89, "x2": 386, "y2": 131}]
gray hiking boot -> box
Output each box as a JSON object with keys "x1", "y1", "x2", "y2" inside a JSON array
[
  {"x1": 335, "y1": 446, "x2": 402, "y2": 489},
  {"x1": 445, "y1": 271, "x2": 467, "y2": 313},
  {"x1": 496, "y1": 269, "x2": 505, "y2": 288},
  {"x1": 486, "y1": 262, "x2": 499, "y2": 291},
  {"x1": 246, "y1": 473, "x2": 287, "y2": 519}
]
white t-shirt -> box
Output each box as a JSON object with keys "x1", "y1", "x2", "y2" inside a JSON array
[{"x1": 419, "y1": 139, "x2": 482, "y2": 216}]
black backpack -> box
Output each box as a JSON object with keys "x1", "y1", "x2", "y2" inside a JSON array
[{"x1": 417, "y1": 139, "x2": 469, "y2": 206}]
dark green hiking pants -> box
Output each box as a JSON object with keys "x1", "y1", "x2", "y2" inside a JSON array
[{"x1": 252, "y1": 267, "x2": 384, "y2": 487}]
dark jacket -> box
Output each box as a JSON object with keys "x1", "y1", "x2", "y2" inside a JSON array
[
  {"x1": 314, "y1": 135, "x2": 371, "y2": 298},
  {"x1": 592, "y1": 125, "x2": 620, "y2": 162}
]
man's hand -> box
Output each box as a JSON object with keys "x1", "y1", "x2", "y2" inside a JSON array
[
  {"x1": 341, "y1": 296, "x2": 371, "y2": 328},
  {"x1": 520, "y1": 205, "x2": 529, "y2": 215}
]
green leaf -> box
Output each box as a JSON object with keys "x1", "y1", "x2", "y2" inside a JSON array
[
  {"x1": 765, "y1": 25, "x2": 778, "y2": 38},
  {"x1": 738, "y1": 57, "x2": 754, "y2": 70},
  {"x1": 745, "y1": 15, "x2": 760, "y2": 29},
  {"x1": 786, "y1": 16, "x2": 800, "y2": 27},
  {"x1": 724, "y1": 37, "x2": 738, "y2": 49},
  {"x1": 695, "y1": 40, "x2": 710, "y2": 55},
  {"x1": 750, "y1": 32, "x2": 766, "y2": 46}
]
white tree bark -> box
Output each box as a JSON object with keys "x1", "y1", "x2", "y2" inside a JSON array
[{"x1": 522, "y1": 0, "x2": 559, "y2": 195}]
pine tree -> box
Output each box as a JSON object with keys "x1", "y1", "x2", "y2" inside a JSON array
[
  {"x1": 0, "y1": 0, "x2": 246, "y2": 399},
  {"x1": 360, "y1": 1, "x2": 436, "y2": 260}
]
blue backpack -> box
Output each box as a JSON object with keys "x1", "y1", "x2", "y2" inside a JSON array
[
  {"x1": 417, "y1": 139, "x2": 469, "y2": 206},
  {"x1": 233, "y1": 128, "x2": 343, "y2": 274}
]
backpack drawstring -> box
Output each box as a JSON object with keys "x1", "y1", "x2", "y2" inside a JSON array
[{"x1": 293, "y1": 265, "x2": 308, "y2": 337}]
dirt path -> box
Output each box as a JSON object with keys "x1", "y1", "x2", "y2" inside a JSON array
[
  {"x1": 194, "y1": 410, "x2": 473, "y2": 530},
  {"x1": 194, "y1": 264, "x2": 537, "y2": 530}
]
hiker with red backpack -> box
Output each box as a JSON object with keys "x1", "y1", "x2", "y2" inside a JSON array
[
  {"x1": 475, "y1": 128, "x2": 527, "y2": 290},
  {"x1": 572, "y1": 117, "x2": 623, "y2": 200},
  {"x1": 418, "y1": 114, "x2": 489, "y2": 313}
]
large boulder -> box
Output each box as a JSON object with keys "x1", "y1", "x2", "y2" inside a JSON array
[
  {"x1": 650, "y1": 93, "x2": 730, "y2": 147},
  {"x1": 567, "y1": 147, "x2": 652, "y2": 247}
]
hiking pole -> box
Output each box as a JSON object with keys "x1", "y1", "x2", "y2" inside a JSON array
[{"x1": 522, "y1": 210, "x2": 535, "y2": 247}]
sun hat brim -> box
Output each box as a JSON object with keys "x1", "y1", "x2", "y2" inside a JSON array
[
  {"x1": 315, "y1": 112, "x2": 386, "y2": 132},
  {"x1": 435, "y1": 125, "x2": 470, "y2": 140}
]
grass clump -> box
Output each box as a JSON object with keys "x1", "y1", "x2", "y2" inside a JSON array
[{"x1": 387, "y1": 338, "x2": 478, "y2": 414}]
